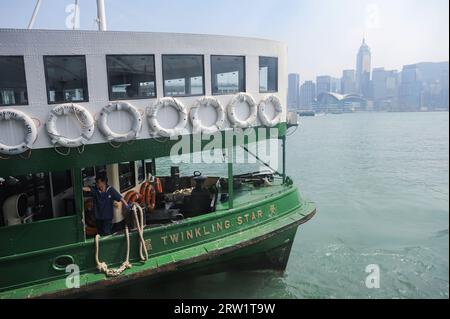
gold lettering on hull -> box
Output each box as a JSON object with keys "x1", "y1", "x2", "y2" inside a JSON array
[{"x1": 159, "y1": 205, "x2": 275, "y2": 247}]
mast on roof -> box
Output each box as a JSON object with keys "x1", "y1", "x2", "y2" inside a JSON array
[{"x1": 96, "y1": 0, "x2": 107, "y2": 31}]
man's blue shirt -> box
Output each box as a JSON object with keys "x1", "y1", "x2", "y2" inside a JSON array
[{"x1": 88, "y1": 185, "x2": 122, "y2": 220}]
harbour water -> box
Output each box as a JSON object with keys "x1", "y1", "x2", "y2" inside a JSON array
[{"x1": 92, "y1": 112, "x2": 449, "y2": 299}]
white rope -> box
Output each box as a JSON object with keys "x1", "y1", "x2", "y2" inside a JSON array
[
  {"x1": 132, "y1": 204, "x2": 148, "y2": 261},
  {"x1": 94, "y1": 204, "x2": 147, "y2": 277},
  {"x1": 95, "y1": 225, "x2": 132, "y2": 277}
]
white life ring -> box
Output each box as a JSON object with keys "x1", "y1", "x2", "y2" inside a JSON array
[
  {"x1": 0, "y1": 109, "x2": 37, "y2": 155},
  {"x1": 46, "y1": 104, "x2": 95, "y2": 148},
  {"x1": 227, "y1": 93, "x2": 257, "y2": 128},
  {"x1": 146, "y1": 98, "x2": 187, "y2": 137},
  {"x1": 190, "y1": 97, "x2": 225, "y2": 134},
  {"x1": 98, "y1": 102, "x2": 142, "y2": 143},
  {"x1": 258, "y1": 95, "x2": 283, "y2": 127}
]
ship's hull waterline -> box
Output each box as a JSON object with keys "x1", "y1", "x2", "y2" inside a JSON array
[{"x1": 0, "y1": 186, "x2": 315, "y2": 299}]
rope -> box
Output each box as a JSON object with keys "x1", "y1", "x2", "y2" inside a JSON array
[
  {"x1": 54, "y1": 145, "x2": 71, "y2": 156},
  {"x1": 109, "y1": 141, "x2": 122, "y2": 149},
  {"x1": 132, "y1": 204, "x2": 148, "y2": 261},
  {"x1": 77, "y1": 144, "x2": 85, "y2": 154},
  {"x1": 19, "y1": 148, "x2": 32, "y2": 159},
  {"x1": 94, "y1": 203, "x2": 147, "y2": 277},
  {"x1": 95, "y1": 225, "x2": 132, "y2": 277}
]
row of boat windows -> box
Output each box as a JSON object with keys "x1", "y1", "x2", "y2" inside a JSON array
[{"x1": 0, "y1": 55, "x2": 278, "y2": 106}]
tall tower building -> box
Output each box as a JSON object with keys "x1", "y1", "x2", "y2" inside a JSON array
[
  {"x1": 341, "y1": 69, "x2": 356, "y2": 94},
  {"x1": 300, "y1": 80, "x2": 316, "y2": 109},
  {"x1": 356, "y1": 38, "x2": 371, "y2": 97},
  {"x1": 287, "y1": 73, "x2": 300, "y2": 109}
]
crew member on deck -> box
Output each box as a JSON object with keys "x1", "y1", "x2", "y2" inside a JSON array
[{"x1": 83, "y1": 173, "x2": 131, "y2": 236}]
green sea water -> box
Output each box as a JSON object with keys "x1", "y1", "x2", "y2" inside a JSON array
[{"x1": 94, "y1": 112, "x2": 449, "y2": 299}]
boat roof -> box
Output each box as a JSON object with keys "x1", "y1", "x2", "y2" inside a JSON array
[{"x1": 0, "y1": 28, "x2": 285, "y2": 45}]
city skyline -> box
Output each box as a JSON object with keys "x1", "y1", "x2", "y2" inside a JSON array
[
  {"x1": 288, "y1": 36, "x2": 449, "y2": 112},
  {"x1": 0, "y1": 0, "x2": 448, "y2": 81}
]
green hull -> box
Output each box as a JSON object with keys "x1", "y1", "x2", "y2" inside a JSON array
[{"x1": 0, "y1": 185, "x2": 315, "y2": 299}]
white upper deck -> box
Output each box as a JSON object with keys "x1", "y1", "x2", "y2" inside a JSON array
[{"x1": 0, "y1": 29, "x2": 287, "y2": 151}]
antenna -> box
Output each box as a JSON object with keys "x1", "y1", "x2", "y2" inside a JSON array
[
  {"x1": 28, "y1": 0, "x2": 42, "y2": 29},
  {"x1": 96, "y1": 0, "x2": 107, "y2": 31}
]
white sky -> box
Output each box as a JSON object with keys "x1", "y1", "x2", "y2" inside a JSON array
[{"x1": 1, "y1": 0, "x2": 448, "y2": 82}]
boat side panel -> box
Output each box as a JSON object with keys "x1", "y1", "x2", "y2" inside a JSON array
[{"x1": 0, "y1": 186, "x2": 309, "y2": 294}]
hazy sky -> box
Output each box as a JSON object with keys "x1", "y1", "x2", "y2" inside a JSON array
[{"x1": 0, "y1": 0, "x2": 448, "y2": 82}]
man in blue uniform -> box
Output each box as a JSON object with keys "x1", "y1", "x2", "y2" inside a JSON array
[{"x1": 83, "y1": 174, "x2": 131, "y2": 236}]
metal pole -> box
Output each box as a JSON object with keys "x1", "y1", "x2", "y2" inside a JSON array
[
  {"x1": 96, "y1": 0, "x2": 107, "y2": 31},
  {"x1": 282, "y1": 136, "x2": 286, "y2": 184},
  {"x1": 73, "y1": 0, "x2": 79, "y2": 30},
  {"x1": 72, "y1": 168, "x2": 86, "y2": 242},
  {"x1": 227, "y1": 148, "x2": 234, "y2": 209},
  {"x1": 28, "y1": 0, "x2": 42, "y2": 29}
]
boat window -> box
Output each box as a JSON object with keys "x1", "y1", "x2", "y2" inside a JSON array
[
  {"x1": 162, "y1": 55, "x2": 204, "y2": 97},
  {"x1": 44, "y1": 55, "x2": 89, "y2": 104},
  {"x1": 0, "y1": 170, "x2": 75, "y2": 227},
  {"x1": 119, "y1": 161, "x2": 136, "y2": 192},
  {"x1": 259, "y1": 57, "x2": 278, "y2": 93},
  {"x1": 137, "y1": 160, "x2": 145, "y2": 183},
  {"x1": 0, "y1": 56, "x2": 28, "y2": 106},
  {"x1": 211, "y1": 55, "x2": 245, "y2": 95},
  {"x1": 51, "y1": 170, "x2": 73, "y2": 196},
  {"x1": 106, "y1": 55, "x2": 156, "y2": 100}
]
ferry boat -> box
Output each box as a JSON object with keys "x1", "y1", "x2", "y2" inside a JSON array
[{"x1": 0, "y1": 1, "x2": 316, "y2": 298}]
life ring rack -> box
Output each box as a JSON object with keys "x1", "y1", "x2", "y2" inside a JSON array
[
  {"x1": 0, "y1": 109, "x2": 38, "y2": 156},
  {"x1": 46, "y1": 103, "x2": 95, "y2": 148},
  {"x1": 146, "y1": 98, "x2": 188, "y2": 137},
  {"x1": 258, "y1": 95, "x2": 283, "y2": 127},
  {"x1": 190, "y1": 97, "x2": 225, "y2": 134},
  {"x1": 98, "y1": 102, "x2": 143, "y2": 143},
  {"x1": 227, "y1": 93, "x2": 257, "y2": 128}
]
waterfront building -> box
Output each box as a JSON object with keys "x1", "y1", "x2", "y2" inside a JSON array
[
  {"x1": 416, "y1": 62, "x2": 449, "y2": 110},
  {"x1": 399, "y1": 64, "x2": 422, "y2": 111},
  {"x1": 356, "y1": 38, "x2": 372, "y2": 98},
  {"x1": 288, "y1": 73, "x2": 300, "y2": 110},
  {"x1": 341, "y1": 69, "x2": 356, "y2": 94},
  {"x1": 372, "y1": 68, "x2": 399, "y2": 110},
  {"x1": 316, "y1": 75, "x2": 331, "y2": 96},
  {"x1": 299, "y1": 80, "x2": 316, "y2": 109}
]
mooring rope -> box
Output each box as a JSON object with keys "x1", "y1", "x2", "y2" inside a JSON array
[
  {"x1": 95, "y1": 225, "x2": 131, "y2": 277},
  {"x1": 94, "y1": 203, "x2": 147, "y2": 277}
]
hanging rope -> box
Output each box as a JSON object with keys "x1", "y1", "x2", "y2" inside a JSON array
[
  {"x1": 95, "y1": 225, "x2": 132, "y2": 277},
  {"x1": 132, "y1": 204, "x2": 148, "y2": 261},
  {"x1": 94, "y1": 203, "x2": 147, "y2": 277},
  {"x1": 54, "y1": 145, "x2": 71, "y2": 156},
  {"x1": 19, "y1": 148, "x2": 32, "y2": 160}
]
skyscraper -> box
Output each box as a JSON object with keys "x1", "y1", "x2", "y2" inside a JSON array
[
  {"x1": 316, "y1": 75, "x2": 331, "y2": 96},
  {"x1": 287, "y1": 73, "x2": 300, "y2": 109},
  {"x1": 330, "y1": 77, "x2": 341, "y2": 93},
  {"x1": 399, "y1": 64, "x2": 422, "y2": 110},
  {"x1": 341, "y1": 69, "x2": 356, "y2": 94},
  {"x1": 356, "y1": 38, "x2": 371, "y2": 97},
  {"x1": 372, "y1": 67, "x2": 399, "y2": 110},
  {"x1": 300, "y1": 81, "x2": 316, "y2": 109}
]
